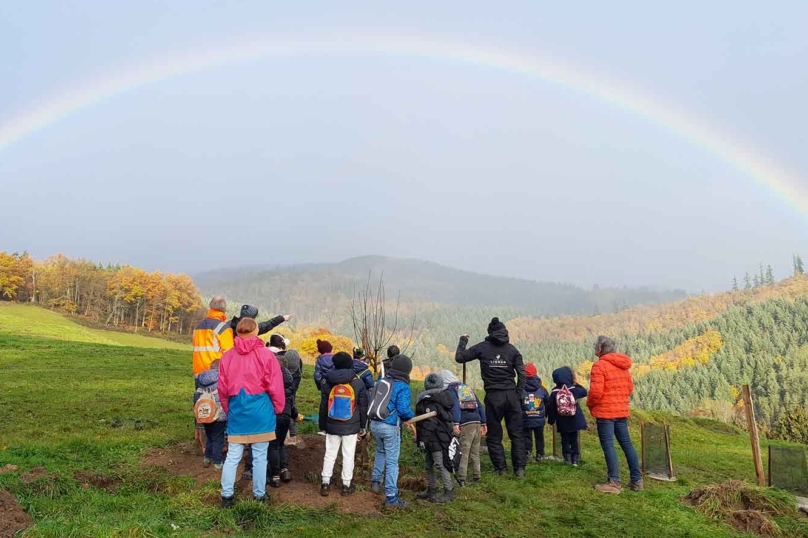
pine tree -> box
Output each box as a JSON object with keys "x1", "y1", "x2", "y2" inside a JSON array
[
  {"x1": 794, "y1": 254, "x2": 804, "y2": 276},
  {"x1": 765, "y1": 265, "x2": 775, "y2": 285},
  {"x1": 732, "y1": 275, "x2": 739, "y2": 291},
  {"x1": 759, "y1": 264, "x2": 765, "y2": 286},
  {"x1": 744, "y1": 272, "x2": 752, "y2": 290},
  {"x1": 753, "y1": 274, "x2": 761, "y2": 288}
]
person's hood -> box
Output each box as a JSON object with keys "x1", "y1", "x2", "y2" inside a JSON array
[
  {"x1": 197, "y1": 369, "x2": 219, "y2": 388},
  {"x1": 326, "y1": 367, "x2": 356, "y2": 385},
  {"x1": 417, "y1": 387, "x2": 445, "y2": 402},
  {"x1": 234, "y1": 336, "x2": 266, "y2": 354},
  {"x1": 439, "y1": 369, "x2": 458, "y2": 389},
  {"x1": 552, "y1": 366, "x2": 574, "y2": 387},
  {"x1": 600, "y1": 353, "x2": 633, "y2": 370},
  {"x1": 525, "y1": 376, "x2": 542, "y2": 392},
  {"x1": 206, "y1": 309, "x2": 227, "y2": 321},
  {"x1": 485, "y1": 327, "x2": 510, "y2": 345}
]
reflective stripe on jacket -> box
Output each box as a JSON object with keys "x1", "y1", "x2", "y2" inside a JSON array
[{"x1": 192, "y1": 309, "x2": 235, "y2": 375}]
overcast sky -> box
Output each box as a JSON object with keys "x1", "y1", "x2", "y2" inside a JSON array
[{"x1": 1, "y1": 1, "x2": 807, "y2": 291}]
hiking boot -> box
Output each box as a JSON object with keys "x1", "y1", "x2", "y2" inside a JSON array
[
  {"x1": 495, "y1": 469, "x2": 506, "y2": 476},
  {"x1": 629, "y1": 480, "x2": 644, "y2": 492},
  {"x1": 203, "y1": 458, "x2": 212, "y2": 468},
  {"x1": 280, "y1": 469, "x2": 292, "y2": 483},
  {"x1": 241, "y1": 470, "x2": 253, "y2": 482},
  {"x1": 536, "y1": 455, "x2": 545, "y2": 463},
  {"x1": 432, "y1": 489, "x2": 456, "y2": 503},
  {"x1": 370, "y1": 481, "x2": 382, "y2": 494},
  {"x1": 269, "y1": 476, "x2": 281, "y2": 488},
  {"x1": 341, "y1": 483, "x2": 356, "y2": 496},
  {"x1": 417, "y1": 487, "x2": 438, "y2": 500},
  {"x1": 213, "y1": 463, "x2": 223, "y2": 470},
  {"x1": 594, "y1": 480, "x2": 623, "y2": 494},
  {"x1": 384, "y1": 496, "x2": 408, "y2": 507},
  {"x1": 471, "y1": 476, "x2": 481, "y2": 483},
  {"x1": 515, "y1": 468, "x2": 526, "y2": 479},
  {"x1": 455, "y1": 477, "x2": 466, "y2": 488},
  {"x1": 220, "y1": 496, "x2": 234, "y2": 509},
  {"x1": 320, "y1": 483, "x2": 330, "y2": 497}
]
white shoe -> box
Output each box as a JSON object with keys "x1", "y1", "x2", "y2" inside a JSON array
[{"x1": 317, "y1": 431, "x2": 326, "y2": 436}]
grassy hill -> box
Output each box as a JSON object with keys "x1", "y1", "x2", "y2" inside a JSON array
[
  {"x1": 0, "y1": 303, "x2": 189, "y2": 350},
  {"x1": 1, "y1": 311, "x2": 807, "y2": 537}
]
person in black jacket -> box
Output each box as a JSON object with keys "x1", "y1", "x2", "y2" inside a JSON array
[
  {"x1": 267, "y1": 357, "x2": 299, "y2": 488},
  {"x1": 415, "y1": 373, "x2": 457, "y2": 503},
  {"x1": 456, "y1": 317, "x2": 527, "y2": 477},
  {"x1": 318, "y1": 352, "x2": 369, "y2": 497}
]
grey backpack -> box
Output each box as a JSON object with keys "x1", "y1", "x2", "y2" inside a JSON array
[{"x1": 368, "y1": 378, "x2": 394, "y2": 421}]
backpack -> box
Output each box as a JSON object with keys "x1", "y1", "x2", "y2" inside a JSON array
[
  {"x1": 327, "y1": 383, "x2": 357, "y2": 422},
  {"x1": 456, "y1": 383, "x2": 479, "y2": 410},
  {"x1": 368, "y1": 378, "x2": 393, "y2": 421},
  {"x1": 444, "y1": 436, "x2": 463, "y2": 474},
  {"x1": 556, "y1": 385, "x2": 577, "y2": 417},
  {"x1": 194, "y1": 388, "x2": 221, "y2": 423}
]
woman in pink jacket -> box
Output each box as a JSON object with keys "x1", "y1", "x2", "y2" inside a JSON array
[{"x1": 218, "y1": 318, "x2": 285, "y2": 507}]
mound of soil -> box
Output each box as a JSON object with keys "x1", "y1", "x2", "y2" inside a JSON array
[
  {"x1": 0, "y1": 490, "x2": 33, "y2": 538},
  {"x1": 141, "y1": 434, "x2": 381, "y2": 514}
]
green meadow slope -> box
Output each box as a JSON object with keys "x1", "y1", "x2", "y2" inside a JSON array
[{"x1": 1, "y1": 314, "x2": 806, "y2": 537}]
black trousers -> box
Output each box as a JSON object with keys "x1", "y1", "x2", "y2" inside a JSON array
[
  {"x1": 523, "y1": 425, "x2": 545, "y2": 457},
  {"x1": 268, "y1": 415, "x2": 291, "y2": 476},
  {"x1": 561, "y1": 431, "x2": 580, "y2": 459},
  {"x1": 484, "y1": 390, "x2": 526, "y2": 472}
]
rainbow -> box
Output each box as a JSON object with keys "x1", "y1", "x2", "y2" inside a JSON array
[{"x1": 1, "y1": 34, "x2": 805, "y2": 210}]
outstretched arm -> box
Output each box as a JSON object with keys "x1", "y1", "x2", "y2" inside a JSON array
[
  {"x1": 455, "y1": 335, "x2": 478, "y2": 364},
  {"x1": 257, "y1": 314, "x2": 291, "y2": 336}
]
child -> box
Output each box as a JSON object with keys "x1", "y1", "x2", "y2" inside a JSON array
[
  {"x1": 313, "y1": 339, "x2": 335, "y2": 390},
  {"x1": 415, "y1": 373, "x2": 457, "y2": 503},
  {"x1": 352, "y1": 347, "x2": 375, "y2": 391},
  {"x1": 268, "y1": 334, "x2": 303, "y2": 446},
  {"x1": 268, "y1": 356, "x2": 300, "y2": 488},
  {"x1": 521, "y1": 363, "x2": 549, "y2": 463},
  {"x1": 440, "y1": 369, "x2": 486, "y2": 487},
  {"x1": 318, "y1": 352, "x2": 369, "y2": 496},
  {"x1": 194, "y1": 359, "x2": 227, "y2": 469},
  {"x1": 369, "y1": 353, "x2": 415, "y2": 507},
  {"x1": 546, "y1": 366, "x2": 588, "y2": 466}
]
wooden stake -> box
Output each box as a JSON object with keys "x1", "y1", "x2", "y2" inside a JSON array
[
  {"x1": 405, "y1": 411, "x2": 437, "y2": 425},
  {"x1": 640, "y1": 420, "x2": 646, "y2": 474},
  {"x1": 768, "y1": 445, "x2": 773, "y2": 488},
  {"x1": 664, "y1": 424, "x2": 674, "y2": 479},
  {"x1": 742, "y1": 384, "x2": 766, "y2": 486},
  {"x1": 462, "y1": 363, "x2": 467, "y2": 384}
]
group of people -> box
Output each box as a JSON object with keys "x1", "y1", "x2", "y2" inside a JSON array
[{"x1": 192, "y1": 298, "x2": 644, "y2": 508}]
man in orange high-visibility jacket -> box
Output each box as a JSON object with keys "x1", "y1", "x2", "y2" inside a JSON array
[{"x1": 193, "y1": 296, "x2": 234, "y2": 377}]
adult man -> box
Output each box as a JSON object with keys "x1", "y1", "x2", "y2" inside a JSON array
[
  {"x1": 455, "y1": 317, "x2": 527, "y2": 477},
  {"x1": 228, "y1": 304, "x2": 290, "y2": 337},
  {"x1": 586, "y1": 336, "x2": 643, "y2": 494},
  {"x1": 193, "y1": 296, "x2": 234, "y2": 377}
]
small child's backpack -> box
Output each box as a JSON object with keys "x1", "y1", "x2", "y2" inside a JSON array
[
  {"x1": 556, "y1": 385, "x2": 577, "y2": 417},
  {"x1": 456, "y1": 383, "x2": 479, "y2": 410},
  {"x1": 194, "y1": 388, "x2": 221, "y2": 423},
  {"x1": 327, "y1": 383, "x2": 357, "y2": 422},
  {"x1": 368, "y1": 378, "x2": 393, "y2": 421},
  {"x1": 444, "y1": 436, "x2": 463, "y2": 474}
]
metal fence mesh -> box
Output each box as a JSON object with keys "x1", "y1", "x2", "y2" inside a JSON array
[
  {"x1": 642, "y1": 422, "x2": 673, "y2": 478},
  {"x1": 769, "y1": 446, "x2": 808, "y2": 495}
]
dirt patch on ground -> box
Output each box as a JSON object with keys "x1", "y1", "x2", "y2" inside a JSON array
[
  {"x1": 0, "y1": 464, "x2": 18, "y2": 475},
  {"x1": 0, "y1": 490, "x2": 33, "y2": 538},
  {"x1": 684, "y1": 481, "x2": 796, "y2": 537},
  {"x1": 74, "y1": 471, "x2": 123, "y2": 493},
  {"x1": 21, "y1": 466, "x2": 52, "y2": 485},
  {"x1": 141, "y1": 435, "x2": 382, "y2": 514}
]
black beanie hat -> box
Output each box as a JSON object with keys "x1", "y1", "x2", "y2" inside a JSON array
[
  {"x1": 240, "y1": 304, "x2": 259, "y2": 319},
  {"x1": 424, "y1": 373, "x2": 442, "y2": 391},
  {"x1": 390, "y1": 354, "x2": 413, "y2": 375},
  {"x1": 488, "y1": 316, "x2": 506, "y2": 334},
  {"x1": 333, "y1": 351, "x2": 353, "y2": 370}
]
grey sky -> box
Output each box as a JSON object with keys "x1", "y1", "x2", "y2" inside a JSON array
[{"x1": 1, "y1": 1, "x2": 806, "y2": 291}]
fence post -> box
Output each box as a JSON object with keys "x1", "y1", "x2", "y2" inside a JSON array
[
  {"x1": 742, "y1": 384, "x2": 766, "y2": 487},
  {"x1": 640, "y1": 420, "x2": 646, "y2": 474},
  {"x1": 664, "y1": 424, "x2": 674, "y2": 479},
  {"x1": 462, "y1": 363, "x2": 466, "y2": 384}
]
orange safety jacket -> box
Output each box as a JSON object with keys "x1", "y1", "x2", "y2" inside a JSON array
[{"x1": 192, "y1": 309, "x2": 235, "y2": 375}]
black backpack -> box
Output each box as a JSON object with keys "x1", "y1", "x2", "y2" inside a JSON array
[{"x1": 368, "y1": 378, "x2": 393, "y2": 421}]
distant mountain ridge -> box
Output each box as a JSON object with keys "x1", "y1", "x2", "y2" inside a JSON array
[{"x1": 195, "y1": 255, "x2": 687, "y2": 323}]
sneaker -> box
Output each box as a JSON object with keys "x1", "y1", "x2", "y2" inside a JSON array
[
  {"x1": 471, "y1": 476, "x2": 481, "y2": 483},
  {"x1": 384, "y1": 496, "x2": 408, "y2": 507},
  {"x1": 417, "y1": 487, "x2": 437, "y2": 500},
  {"x1": 594, "y1": 480, "x2": 623, "y2": 494},
  {"x1": 317, "y1": 431, "x2": 327, "y2": 436},
  {"x1": 455, "y1": 478, "x2": 466, "y2": 488},
  {"x1": 280, "y1": 469, "x2": 292, "y2": 483},
  {"x1": 220, "y1": 496, "x2": 234, "y2": 509},
  {"x1": 536, "y1": 455, "x2": 545, "y2": 463},
  {"x1": 341, "y1": 483, "x2": 356, "y2": 496},
  {"x1": 515, "y1": 468, "x2": 526, "y2": 479},
  {"x1": 253, "y1": 495, "x2": 269, "y2": 503},
  {"x1": 495, "y1": 469, "x2": 506, "y2": 476},
  {"x1": 269, "y1": 476, "x2": 281, "y2": 488},
  {"x1": 370, "y1": 481, "x2": 382, "y2": 494},
  {"x1": 213, "y1": 463, "x2": 223, "y2": 470},
  {"x1": 572, "y1": 455, "x2": 580, "y2": 467},
  {"x1": 203, "y1": 458, "x2": 212, "y2": 468},
  {"x1": 432, "y1": 489, "x2": 455, "y2": 503},
  {"x1": 320, "y1": 483, "x2": 330, "y2": 497},
  {"x1": 241, "y1": 470, "x2": 253, "y2": 482},
  {"x1": 629, "y1": 480, "x2": 644, "y2": 492}
]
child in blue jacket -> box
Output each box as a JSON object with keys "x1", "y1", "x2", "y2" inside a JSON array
[
  {"x1": 546, "y1": 366, "x2": 587, "y2": 466},
  {"x1": 521, "y1": 363, "x2": 549, "y2": 462}
]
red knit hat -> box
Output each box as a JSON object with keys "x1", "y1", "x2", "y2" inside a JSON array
[{"x1": 525, "y1": 363, "x2": 538, "y2": 378}]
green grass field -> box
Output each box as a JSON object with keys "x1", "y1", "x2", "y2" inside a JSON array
[
  {"x1": 1, "y1": 307, "x2": 807, "y2": 537},
  {"x1": 0, "y1": 303, "x2": 189, "y2": 350}
]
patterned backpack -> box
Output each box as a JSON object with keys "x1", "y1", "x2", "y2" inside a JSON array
[
  {"x1": 556, "y1": 385, "x2": 577, "y2": 417},
  {"x1": 455, "y1": 383, "x2": 479, "y2": 410}
]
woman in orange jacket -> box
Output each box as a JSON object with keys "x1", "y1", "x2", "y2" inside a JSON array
[{"x1": 586, "y1": 336, "x2": 643, "y2": 495}]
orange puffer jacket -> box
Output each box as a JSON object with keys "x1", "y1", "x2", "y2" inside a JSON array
[{"x1": 586, "y1": 353, "x2": 634, "y2": 419}]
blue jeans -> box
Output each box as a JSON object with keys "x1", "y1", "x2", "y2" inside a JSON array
[
  {"x1": 203, "y1": 421, "x2": 227, "y2": 464},
  {"x1": 371, "y1": 421, "x2": 401, "y2": 499},
  {"x1": 596, "y1": 418, "x2": 642, "y2": 483},
  {"x1": 221, "y1": 441, "x2": 269, "y2": 499}
]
